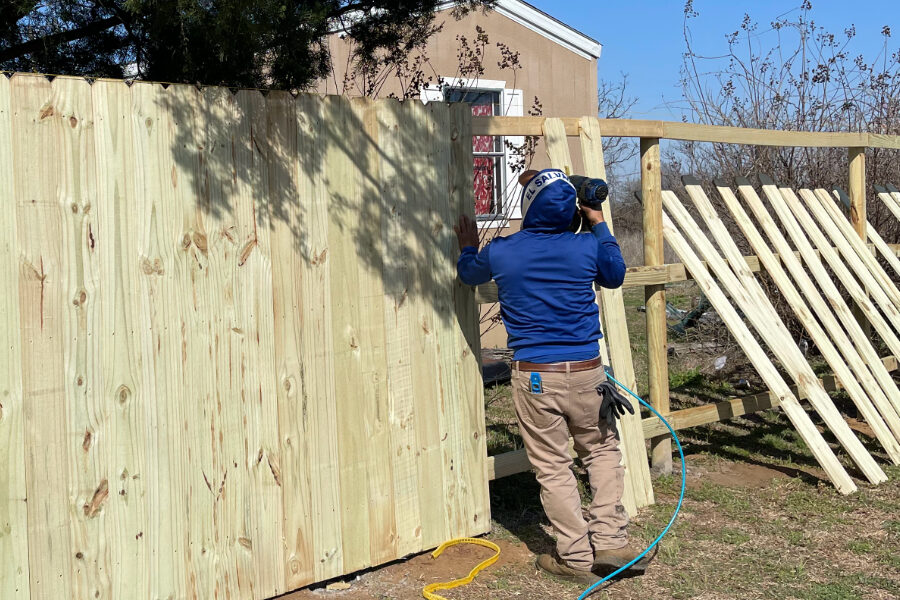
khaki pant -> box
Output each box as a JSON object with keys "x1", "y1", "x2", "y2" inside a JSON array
[{"x1": 511, "y1": 363, "x2": 628, "y2": 570}]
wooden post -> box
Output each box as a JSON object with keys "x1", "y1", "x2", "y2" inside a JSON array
[
  {"x1": 848, "y1": 148, "x2": 867, "y2": 239},
  {"x1": 849, "y1": 147, "x2": 869, "y2": 333},
  {"x1": 641, "y1": 138, "x2": 671, "y2": 474}
]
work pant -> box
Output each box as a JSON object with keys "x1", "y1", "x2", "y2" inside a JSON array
[{"x1": 511, "y1": 363, "x2": 629, "y2": 570}]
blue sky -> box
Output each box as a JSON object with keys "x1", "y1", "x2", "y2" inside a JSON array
[{"x1": 526, "y1": 0, "x2": 899, "y2": 121}]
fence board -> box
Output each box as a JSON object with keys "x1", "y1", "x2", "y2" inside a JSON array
[
  {"x1": 660, "y1": 204, "x2": 857, "y2": 494},
  {"x1": 269, "y1": 91, "x2": 316, "y2": 589},
  {"x1": 11, "y1": 73, "x2": 75, "y2": 599},
  {"x1": 130, "y1": 80, "x2": 187, "y2": 598},
  {"x1": 578, "y1": 117, "x2": 654, "y2": 512},
  {"x1": 4, "y1": 78, "x2": 488, "y2": 599},
  {"x1": 0, "y1": 74, "x2": 30, "y2": 600}
]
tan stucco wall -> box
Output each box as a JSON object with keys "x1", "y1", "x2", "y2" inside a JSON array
[{"x1": 321, "y1": 7, "x2": 599, "y2": 350}]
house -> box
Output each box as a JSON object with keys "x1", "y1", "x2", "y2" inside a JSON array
[{"x1": 320, "y1": 0, "x2": 601, "y2": 347}]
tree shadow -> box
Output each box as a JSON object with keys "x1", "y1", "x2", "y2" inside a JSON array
[{"x1": 159, "y1": 82, "x2": 480, "y2": 352}]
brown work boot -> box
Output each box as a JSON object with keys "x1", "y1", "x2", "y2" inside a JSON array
[
  {"x1": 535, "y1": 554, "x2": 600, "y2": 585},
  {"x1": 593, "y1": 544, "x2": 651, "y2": 574}
]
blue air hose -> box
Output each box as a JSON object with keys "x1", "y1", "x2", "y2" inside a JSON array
[{"x1": 578, "y1": 371, "x2": 686, "y2": 600}]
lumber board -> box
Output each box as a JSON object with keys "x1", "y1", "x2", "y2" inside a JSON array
[
  {"x1": 660, "y1": 204, "x2": 857, "y2": 494},
  {"x1": 690, "y1": 178, "x2": 900, "y2": 461},
  {"x1": 848, "y1": 149, "x2": 867, "y2": 239},
  {"x1": 269, "y1": 91, "x2": 316, "y2": 589},
  {"x1": 352, "y1": 97, "x2": 397, "y2": 564},
  {"x1": 722, "y1": 181, "x2": 900, "y2": 453},
  {"x1": 448, "y1": 102, "x2": 491, "y2": 538},
  {"x1": 298, "y1": 93, "x2": 344, "y2": 582},
  {"x1": 473, "y1": 244, "x2": 900, "y2": 302},
  {"x1": 665, "y1": 188, "x2": 885, "y2": 485},
  {"x1": 377, "y1": 98, "x2": 423, "y2": 557},
  {"x1": 129, "y1": 81, "x2": 187, "y2": 599},
  {"x1": 470, "y1": 116, "x2": 888, "y2": 147},
  {"x1": 10, "y1": 73, "x2": 75, "y2": 599},
  {"x1": 753, "y1": 179, "x2": 900, "y2": 446},
  {"x1": 93, "y1": 77, "x2": 153, "y2": 599},
  {"x1": 231, "y1": 89, "x2": 284, "y2": 596},
  {"x1": 810, "y1": 188, "x2": 900, "y2": 313},
  {"x1": 794, "y1": 188, "x2": 900, "y2": 356},
  {"x1": 324, "y1": 94, "x2": 373, "y2": 573},
  {"x1": 864, "y1": 211, "x2": 900, "y2": 279},
  {"x1": 642, "y1": 355, "x2": 900, "y2": 438},
  {"x1": 579, "y1": 116, "x2": 654, "y2": 510},
  {"x1": 666, "y1": 188, "x2": 885, "y2": 484},
  {"x1": 0, "y1": 72, "x2": 30, "y2": 600},
  {"x1": 875, "y1": 185, "x2": 900, "y2": 226}
]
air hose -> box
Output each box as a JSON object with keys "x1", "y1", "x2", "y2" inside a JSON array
[
  {"x1": 577, "y1": 370, "x2": 686, "y2": 600},
  {"x1": 421, "y1": 371, "x2": 686, "y2": 600}
]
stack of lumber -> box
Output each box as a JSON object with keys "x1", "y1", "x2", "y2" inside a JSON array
[{"x1": 662, "y1": 176, "x2": 900, "y2": 493}]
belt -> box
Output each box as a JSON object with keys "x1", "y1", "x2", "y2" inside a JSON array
[{"x1": 514, "y1": 357, "x2": 602, "y2": 373}]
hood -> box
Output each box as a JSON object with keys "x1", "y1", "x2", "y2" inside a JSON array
[{"x1": 520, "y1": 169, "x2": 578, "y2": 233}]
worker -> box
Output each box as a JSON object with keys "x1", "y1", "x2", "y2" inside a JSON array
[{"x1": 453, "y1": 169, "x2": 648, "y2": 585}]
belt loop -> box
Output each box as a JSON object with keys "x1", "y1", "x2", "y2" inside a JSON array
[{"x1": 566, "y1": 361, "x2": 571, "y2": 374}]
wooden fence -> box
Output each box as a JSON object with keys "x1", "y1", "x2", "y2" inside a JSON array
[
  {"x1": 475, "y1": 116, "x2": 900, "y2": 477},
  {"x1": 0, "y1": 73, "x2": 488, "y2": 600}
]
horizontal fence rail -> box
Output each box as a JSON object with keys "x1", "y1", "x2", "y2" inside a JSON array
[{"x1": 472, "y1": 116, "x2": 900, "y2": 148}]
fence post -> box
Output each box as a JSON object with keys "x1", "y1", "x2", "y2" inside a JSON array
[
  {"x1": 848, "y1": 147, "x2": 869, "y2": 333},
  {"x1": 641, "y1": 137, "x2": 671, "y2": 474}
]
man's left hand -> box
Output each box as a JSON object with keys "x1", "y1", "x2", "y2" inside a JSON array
[{"x1": 454, "y1": 214, "x2": 479, "y2": 250}]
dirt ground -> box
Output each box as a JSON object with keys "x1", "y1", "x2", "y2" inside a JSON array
[{"x1": 281, "y1": 443, "x2": 900, "y2": 600}]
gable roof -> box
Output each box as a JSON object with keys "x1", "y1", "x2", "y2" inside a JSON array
[{"x1": 440, "y1": 0, "x2": 602, "y2": 60}]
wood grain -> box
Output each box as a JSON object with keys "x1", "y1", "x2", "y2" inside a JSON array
[{"x1": 0, "y1": 72, "x2": 30, "y2": 600}]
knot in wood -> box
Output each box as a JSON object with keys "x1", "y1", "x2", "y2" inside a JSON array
[
  {"x1": 181, "y1": 233, "x2": 192, "y2": 250},
  {"x1": 69, "y1": 116, "x2": 78, "y2": 128},
  {"x1": 116, "y1": 385, "x2": 131, "y2": 405}
]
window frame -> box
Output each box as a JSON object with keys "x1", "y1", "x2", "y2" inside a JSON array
[{"x1": 422, "y1": 78, "x2": 525, "y2": 228}]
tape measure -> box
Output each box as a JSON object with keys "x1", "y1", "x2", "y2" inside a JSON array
[{"x1": 421, "y1": 538, "x2": 501, "y2": 600}]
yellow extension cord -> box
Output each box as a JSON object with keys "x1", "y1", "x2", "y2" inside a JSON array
[{"x1": 421, "y1": 538, "x2": 501, "y2": 600}]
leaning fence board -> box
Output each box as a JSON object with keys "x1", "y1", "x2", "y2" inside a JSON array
[
  {"x1": 542, "y1": 118, "x2": 642, "y2": 516},
  {"x1": 690, "y1": 178, "x2": 900, "y2": 459},
  {"x1": 793, "y1": 189, "x2": 900, "y2": 356},
  {"x1": 579, "y1": 116, "x2": 654, "y2": 510},
  {"x1": 875, "y1": 184, "x2": 900, "y2": 224},
  {"x1": 810, "y1": 188, "x2": 900, "y2": 314},
  {"x1": 721, "y1": 180, "x2": 900, "y2": 451},
  {"x1": 772, "y1": 185, "x2": 900, "y2": 407},
  {"x1": 0, "y1": 73, "x2": 29, "y2": 600},
  {"x1": 660, "y1": 207, "x2": 856, "y2": 494},
  {"x1": 664, "y1": 189, "x2": 885, "y2": 485},
  {"x1": 756, "y1": 180, "x2": 900, "y2": 432},
  {"x1": 3, "y1": 77, "x2": 489, "y2": 598}
]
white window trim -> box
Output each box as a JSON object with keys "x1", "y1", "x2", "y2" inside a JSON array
[{"x1": 421, "y1": 78, "x2": 525, "y2": 228}]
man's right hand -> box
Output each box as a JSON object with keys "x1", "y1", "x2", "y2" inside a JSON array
[
  {"x1": 453, "y1": 214, "x2": 479, "y2": 250},
  {"x1": 581, "y1": 205, "x2": 605, "y2": 227}
]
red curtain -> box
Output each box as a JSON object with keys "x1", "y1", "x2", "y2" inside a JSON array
[{"x1": 471, "y1": 103, "x2": 495, "y2": 215}]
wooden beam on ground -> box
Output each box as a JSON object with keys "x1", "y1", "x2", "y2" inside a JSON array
[{"x1": 660, "y1": 200, "x2": 858, "y2": 494}]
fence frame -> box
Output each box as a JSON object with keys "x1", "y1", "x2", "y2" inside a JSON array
[{"x1": 473, "y1": 116, "x2": 900, "y2": 477}]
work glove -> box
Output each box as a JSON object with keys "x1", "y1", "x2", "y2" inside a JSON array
[{"x1": 597, "y1": 379, "x2": 635, "y2": 430}]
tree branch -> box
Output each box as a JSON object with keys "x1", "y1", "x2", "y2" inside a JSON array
[{"x1": 0, "y1": 15, "x2": 122, "y2": 62}]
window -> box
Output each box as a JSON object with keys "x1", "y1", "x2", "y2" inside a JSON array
[{"x1": 445, "y1": 88, "x2": 506, "y2": 220}]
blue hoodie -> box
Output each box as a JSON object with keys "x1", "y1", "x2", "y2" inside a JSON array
[{"x1": 457, "y1": 169, "x2": 626, "y2": 363}]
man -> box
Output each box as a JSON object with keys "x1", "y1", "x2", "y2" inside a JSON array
[{"x1": 453, "y1": 169, "x2": 646, "y2": 585}]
